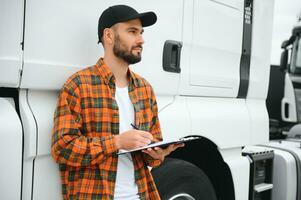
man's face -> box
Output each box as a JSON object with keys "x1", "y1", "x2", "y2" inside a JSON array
[{"x1": 112, "y1": 19, "x2": 144, "y2": 64}]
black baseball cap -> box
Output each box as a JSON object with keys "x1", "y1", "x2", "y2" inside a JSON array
[{"x1": 98, "y1": 5, "x2": 157, "y2": 43}]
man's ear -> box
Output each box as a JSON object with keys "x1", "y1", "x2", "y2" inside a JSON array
[{"x1": 103, "y1": 28, "x2": 114, "y2": 45}]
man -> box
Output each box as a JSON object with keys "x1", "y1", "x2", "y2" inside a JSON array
[{"x1": 51, "y1": 5, "x2": 183, "y2": 200}]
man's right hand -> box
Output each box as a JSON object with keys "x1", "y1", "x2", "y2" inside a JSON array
[{"x1": 114, "y1": 130, "x2": 153, "y2": 150}]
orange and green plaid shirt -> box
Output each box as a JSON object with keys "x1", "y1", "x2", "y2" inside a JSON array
[{"x1": 51, "y1": 58, "x2": 163, "y2": 200}]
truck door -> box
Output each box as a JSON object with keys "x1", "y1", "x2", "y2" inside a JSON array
[
  {"x1": 282, "y1": 36, "x2": 301, "y2": 124},
  {"x1": 180, "y1": 0, "x2": 243, "y2": 97},
  {"x1": 180, "y1": 0, "x2": 250, "y2": 148},
  {"x1": 0, "y1": 0, "x2": 23, "y2": 88}
]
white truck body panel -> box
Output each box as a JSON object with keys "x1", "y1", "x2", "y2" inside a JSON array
[
  {"x1": 20, "y1": 90, "x2": 37, "y2": 158},
  {"x1": 263, "y1": 143, "x2": 300, "y2": 200},
  {"x1": 0, "y1": 0, "x2": 23, "y2": 87},
  {"x1": 247, "y1": 99, "x2": 270, "y2": 145},
  {"x1": 32, "y1": 156, "x2": 62, "y2": 200},
  {"x1": 158, "y1": 96, "x2": 190, "y2": 140},
  {"x1": 271, "y1": 148, "x2": 297, "y2": 200},
  {"x1": 0, "y1": 98, "x2": 23, "y2": 200},
  {"x1": 188, "y1": 0, "x2": 242, "y2": 95},
  {"x1": 282, "y1": 73, "x2": 298, "y2": 122},
  {"x1": 19, "y1": 89, "x2": 62, "y2": 200},
  {"x1": 187, "y1": 97, "x2": 250, "y2": 148},
  {"x1": 180, "y1": 0, "x2": 243, "y2": 98},
  {"x1": 19, "y1": 90, "x2": 38, "y2": 200},
  {"x1": 20, "y1": 0, "x2": 183, "y2": 97},
  {"x1": 247, "y1": 0, "x2": 274, "y2": 99},
  {"x1": 26, "y1": 90, "x2": 58, "y2": 156},
  {"x1": 221, "y1": 148, "x2": 250, "y2": 200}
]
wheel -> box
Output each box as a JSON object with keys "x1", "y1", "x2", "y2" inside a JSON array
[{"x1": 151, "y1": 158, "x2": 217, "y2": 200}]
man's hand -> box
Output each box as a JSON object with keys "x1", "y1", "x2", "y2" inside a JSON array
[
  {"x1": 142, "y1": 143, "x2": 185, "y2": 162},
  {"x1": 114, "y1": 130, "x2": 153, "y2": 150}
]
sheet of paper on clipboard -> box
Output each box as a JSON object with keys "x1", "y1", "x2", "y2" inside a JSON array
[{"x1": 117, "y1": 135, "x2": 201, "y2": 155}]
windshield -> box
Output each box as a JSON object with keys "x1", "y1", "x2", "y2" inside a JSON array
[
  {"x1": 296, "y1": 37, "x2": 301, "y2": 68},
  {"x1": 290, "y1": 36, "x2": 301, "y2": 74}
]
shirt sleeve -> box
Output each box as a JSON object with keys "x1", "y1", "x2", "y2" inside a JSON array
[
  {"x1": 142, "y1": 86, "x2": 163, "y2": 168},
  {"x1": 51, "y1": 85, "x2": 117, "y2": 167}
]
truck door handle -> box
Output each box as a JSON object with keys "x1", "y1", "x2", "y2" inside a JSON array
[
  {"x1": 162, "y1": 40, "x2": 182, "y2": 73},
  {"x1": 284, "y1": 102, "x2": 289, "y2": 119},
  {"x1": 281, "y1": 98, "x2": 291, "y2": 121}
]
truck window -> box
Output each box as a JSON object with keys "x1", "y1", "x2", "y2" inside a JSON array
[{"x1": 296, "y1": 37, "x2": 301, "y2": 68}]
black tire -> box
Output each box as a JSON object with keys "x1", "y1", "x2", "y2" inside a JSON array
[{"x1": 152, "y1": 158, "x2": 217, "y2": 200}]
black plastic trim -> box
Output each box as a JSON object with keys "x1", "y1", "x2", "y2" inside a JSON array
[
  {"x1": 292, "y1": 81, "x2": 301, "y2": 89},
  {"x1": 293, "y1": 26, "x2": 301, "y2": 36},
  {"x1": 162, "y1": 40, "x2": 182, "y2": 73},
  {"x1": 237, "y1": 0, "x2": 253, "y2": 98},
  {"x1": 21, "y1": 0, "x2": 27, "y2": 50},
  {"x1": 0, "y1": 87, "x2": 20, "y2": 116},
  {"x1": 285, "y1": 103, "x2": 289, "y2": 119},
  {"x1": 20, "y1": 1, "x2": 26, "y2": 198}
]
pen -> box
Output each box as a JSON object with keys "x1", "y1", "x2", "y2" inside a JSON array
[{"x1": 131, "y1": 123, "x2": 139, "y2": 130}]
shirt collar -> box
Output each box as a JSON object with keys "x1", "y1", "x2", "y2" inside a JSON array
[{"x1": 95, "y1": 58, "x2": 138, "y2": 88}]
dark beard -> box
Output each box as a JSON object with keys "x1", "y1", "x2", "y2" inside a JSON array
[{"x1": 113, "y1": 34, "x2": 142, "y2": 65}]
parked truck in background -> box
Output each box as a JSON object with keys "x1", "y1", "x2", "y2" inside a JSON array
[
  {"x1": 2, "y1": 0, "x2": 301, "y2": 200},
  {"x1": 267, "y1": 13, "x2": 301, "y2": 136},
  {"x1": 263, "y1": 12, "x2": 301, "y2": 200}
]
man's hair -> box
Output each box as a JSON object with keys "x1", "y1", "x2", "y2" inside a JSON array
[{"x1": 100, "y1": 26, "x2": 118, "y2": 48}]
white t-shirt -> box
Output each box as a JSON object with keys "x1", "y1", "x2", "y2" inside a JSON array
[{"x1": 114, "y1": 86, "x2": 140, "y2": 200}]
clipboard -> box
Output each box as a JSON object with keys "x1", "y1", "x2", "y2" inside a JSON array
[{"x1": 117, "y1": 135, "x2": 201, "y2": 155}]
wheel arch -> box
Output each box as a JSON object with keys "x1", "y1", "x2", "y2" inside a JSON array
[{"x1": 168, "y1": 137, "x2": 235, "y2": 200}]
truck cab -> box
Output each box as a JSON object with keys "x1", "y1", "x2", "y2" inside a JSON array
[
  {"x1": 0, "y1": 0, "x2": 277, "y2": 200},
  {"x1": 267, "y1": 16, "x2": 301, "y2": 136},
  {"x1": 265, "y1": 13, "x2": 301, "y2": 200}
]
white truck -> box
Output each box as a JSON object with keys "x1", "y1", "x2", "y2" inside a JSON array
[
  {"x1": 267, "y1": 13, "x2": 301, "y2": 134},
  {"x1": 1, "y1": 0, "x2": 300, "y2": 200},
  {"x1": 264, "y1": 12, "x2": 301, "y2": 200}
]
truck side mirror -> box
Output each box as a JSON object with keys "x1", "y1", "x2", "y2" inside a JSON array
[
  {"x1": 281, "y1": 40, "x2": 290, "y2": 49},
  {"x1": 279, "y1": 49, "x2": 288, "y2": 72}
]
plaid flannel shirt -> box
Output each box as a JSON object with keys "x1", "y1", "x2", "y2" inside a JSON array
[{"x1": 51, "y1": 58, "x2": 162, "y2": 200}]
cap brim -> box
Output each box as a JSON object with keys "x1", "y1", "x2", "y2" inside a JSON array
[
  {"x1": 138, "y1": 12, "x2": 157, "y2": 27},
  {"x1": 122, "y1": 11, "x2": 157, "y2": 27}
]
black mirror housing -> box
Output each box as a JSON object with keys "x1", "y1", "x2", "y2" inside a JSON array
[{"x1": 279, "y1": 49, "x2": 288, "y2": 72}]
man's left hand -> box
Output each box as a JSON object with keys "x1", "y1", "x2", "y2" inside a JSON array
[{"x1": 142, "y1": 143, "x2": 185, "y2": 162}]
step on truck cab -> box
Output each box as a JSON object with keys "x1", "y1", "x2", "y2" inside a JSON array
[{"x1": 0, "y1": 0, "x2": 276, "y2": 199}]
